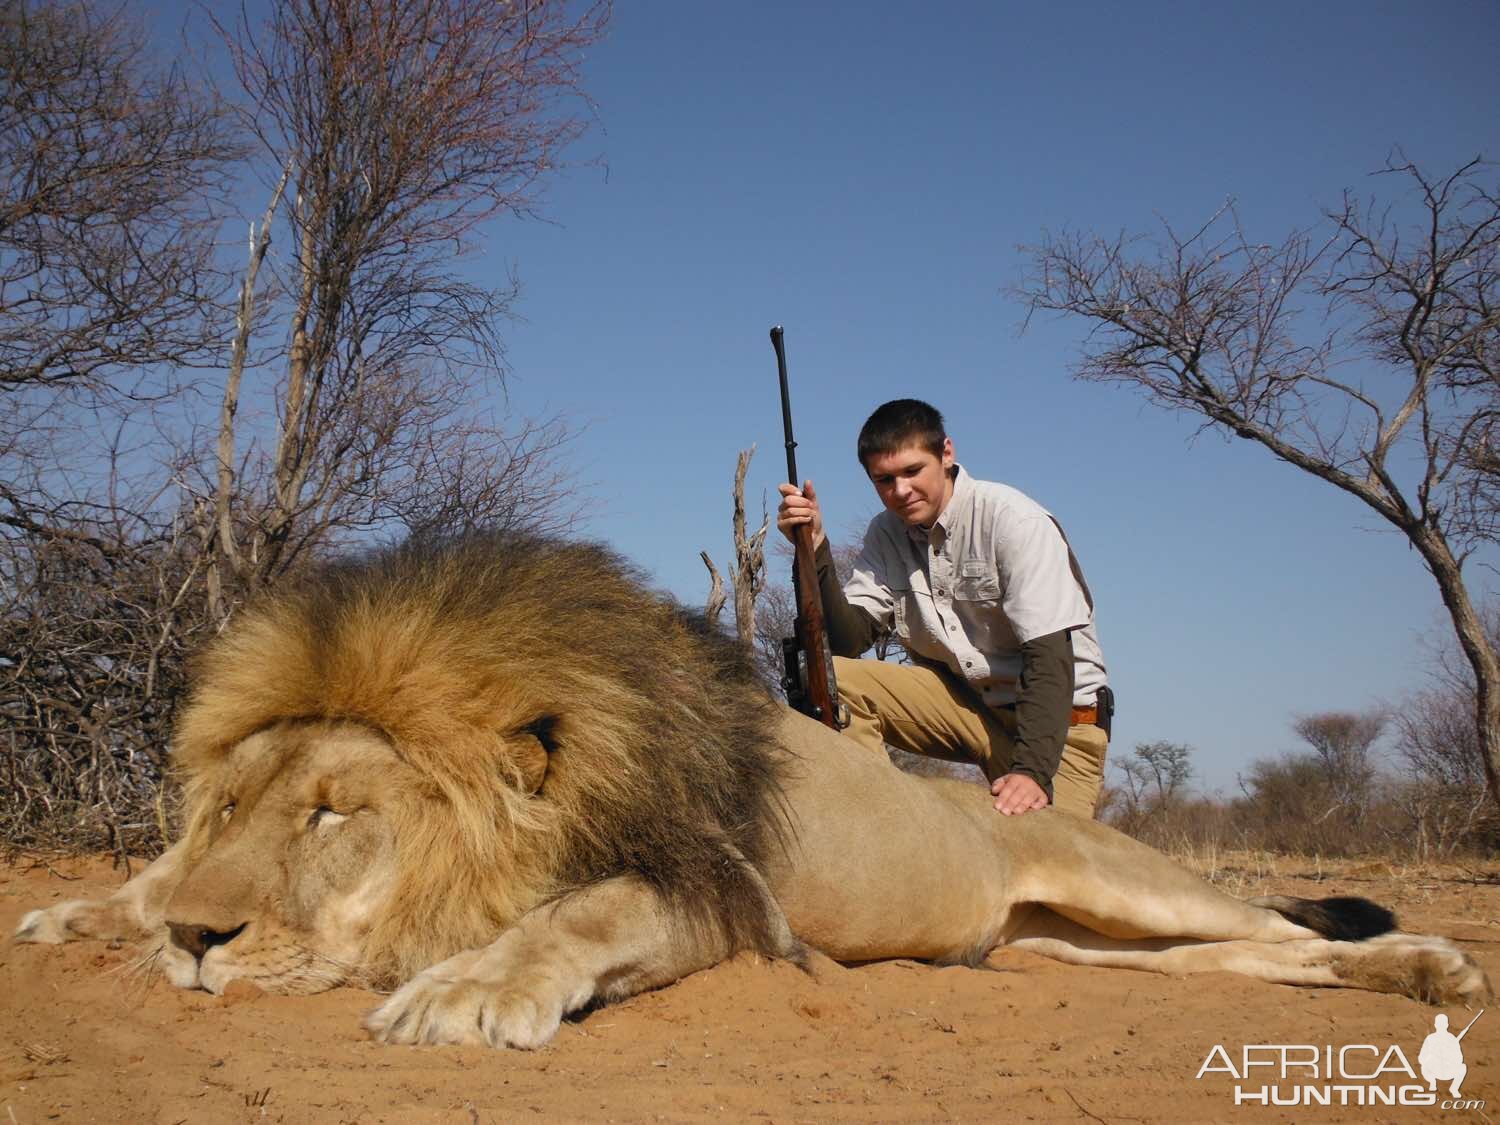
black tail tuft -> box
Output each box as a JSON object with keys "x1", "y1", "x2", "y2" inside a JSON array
[{"x1": 1250, "y1": 895, "x2": 1397, "y2": 941}]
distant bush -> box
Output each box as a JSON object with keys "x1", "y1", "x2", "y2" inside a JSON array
[{"x1": 1103, "y1": 733, "x2": 1499, "y2": 862}]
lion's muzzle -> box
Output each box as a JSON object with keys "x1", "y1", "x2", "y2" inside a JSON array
[{"x1": 167, "y1": 919, "x2": 249, "y2": 962}]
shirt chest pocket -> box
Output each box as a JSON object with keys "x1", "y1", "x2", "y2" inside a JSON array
[
  {"x1": 952, "y1": 561, "x2": 1001, "y2": 602},
  {"x1": 951, "y1": 564, "x2": 1005, "y2": 651}
]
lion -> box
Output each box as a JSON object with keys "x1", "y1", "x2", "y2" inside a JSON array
[{"x1": 14, "y1": 535, "x2": 1491, "y2": 1048}]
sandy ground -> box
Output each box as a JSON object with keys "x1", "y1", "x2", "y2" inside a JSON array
[{"x1": 1, "y1": 853, "x2": 1496, "y2": 1124}]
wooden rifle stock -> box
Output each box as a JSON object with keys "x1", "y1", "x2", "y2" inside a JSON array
[{"x1": 771, "y1": 326, "x2": 840, "y2": 728}]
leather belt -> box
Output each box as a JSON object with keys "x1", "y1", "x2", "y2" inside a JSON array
[
  {"x1": 997, "y1": 701, "x2": 1100, "y2": 726},
  {"x1": 996, "y1": 705, "x2": 1104, "y2": 732}
]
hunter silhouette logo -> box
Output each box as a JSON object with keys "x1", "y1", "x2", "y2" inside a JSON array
[
  {"x1": 1196, "y1": 1009, "x2": 1486, "y2": 1109},
  {"x1": 1421, "y1": 1010, "x2": 1484, "y2": 1098}
]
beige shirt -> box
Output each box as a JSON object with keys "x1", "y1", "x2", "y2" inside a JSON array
[{"x1": 842, "y1": 466, "x2": 1107, "y2": 708}]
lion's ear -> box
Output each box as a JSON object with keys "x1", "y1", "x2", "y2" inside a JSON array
[{"x1": 509, "y1": 716, "x2": 560, "y2": 795}]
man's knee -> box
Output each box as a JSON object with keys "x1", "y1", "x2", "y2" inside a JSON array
[
  {"x1": 829, "y1": 657, "x2": 887, "y2": 754},
  {"x1": 832, "y1": 655, "x2": 880, "y2": 697}
]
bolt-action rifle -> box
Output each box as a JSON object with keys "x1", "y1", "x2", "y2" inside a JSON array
[{"x1": 771, "y1": 326, "x2": 842, "y2": 729}]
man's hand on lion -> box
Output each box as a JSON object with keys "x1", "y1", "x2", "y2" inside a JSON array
[
  {"x1": 990, "y1": 772, "x2": 1049, "y2": 815},
  {"x1": 776, "y1": 480, "x2": 826, "y2": 549}
]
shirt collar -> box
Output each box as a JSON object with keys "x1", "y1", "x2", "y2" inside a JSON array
[{"x1": 905, "y1": 463, "x2": 971, "y2": 547}]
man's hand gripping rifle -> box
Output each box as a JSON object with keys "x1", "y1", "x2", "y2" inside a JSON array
[{"x1": 771, "y1": 326, "x2": 844, "y2": 729}]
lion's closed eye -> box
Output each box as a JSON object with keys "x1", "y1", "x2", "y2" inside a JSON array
[{"x1": 307, "y1": 806, "x2": 347, "y2": 829}]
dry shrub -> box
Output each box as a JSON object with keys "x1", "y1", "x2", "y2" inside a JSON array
[
  {"x1": 0, "y1": 522, "x2": 211, "y2": 858},
  {"x1": 1106, "y1": 760, "x2": 1497, "y2": 864},
  {"x1": 1103, "y1": 792, "x2": 1237, "y2": 857}
]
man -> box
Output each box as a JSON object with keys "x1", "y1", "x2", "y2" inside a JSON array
[
  {"x1": 1419, "y1": 1013, "x2": 1474, "y2": 1098},
  {"x1": 776, "y1": 399, "x2": 1110, "y2": 817}
]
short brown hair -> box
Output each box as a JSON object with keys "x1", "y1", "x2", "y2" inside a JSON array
[{"x1": 856, "y1": 399, "x2": 946, "y2": 469}]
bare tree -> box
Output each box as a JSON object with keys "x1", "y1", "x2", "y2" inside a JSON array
[
  {"x1": 700, "y1": 550, "x2": 727, "y2": 630},
  {"x1": 1, "y1": 0, "x2": 606, "y2": 858},
  {"x1": 0, "y1": 0, "x2": 240, "y2": 857},
  {"x1": 1391, "y1": 687, "x2": 1499, "y2": 858},
  {"x1": 0, "y1": 0, "x2": 238, "y2": 397},
  {"x1": 203, "y1": 0, "x2": 608, "y2": 596},
  {"x1": 701, "y1": 446, "x2": 770, "y2": 653},
  {"x1": 1391, "y1": 612, "x2": 1500, "y2": 856},
  {"x1": 1397, "y1": 689, "x2": 1488, "y2": 790},
  {"x1": 729, "y1": 447, "x2": 769, "y2": 647},
  {"x1": 1018, "y1": 156, "x2": 1500, "y2": 808}
]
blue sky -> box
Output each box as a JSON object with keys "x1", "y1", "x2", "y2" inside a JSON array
[
  {"x1": 150, "y1": 1, "x2": 1497, "y2": 792},
  {"x1": 475, "y1": 1, "x2": 1500, "y2": 792}
]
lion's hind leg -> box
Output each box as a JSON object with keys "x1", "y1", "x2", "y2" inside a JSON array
[
  {"x1": 1006, "y1": 817, "x2": 1326, "y2": 944},
  {"x1": 15, "y1": 841, "x2": 187, "y2": 946},
  {"x1": 1005, "y1": 909, "x2": 1491, "y2": 1005}
]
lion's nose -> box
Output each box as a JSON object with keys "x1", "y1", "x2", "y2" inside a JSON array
[{"x1": 167, "y1": 921, "x2": 248, "y2": 960}]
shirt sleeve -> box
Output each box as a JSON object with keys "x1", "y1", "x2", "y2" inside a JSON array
[
  {"x1": 1005, "y1": 628, "x2": 1075, "y2": 800},
  {"x1": 999, "y1": 516, "x2": 1092, "y2": 644},
  {"x1": 841, "y1": 526, "x2": 897, "y2": 631},
  {"x1": 814, "y1": 539, "x2": 880, "y2": 656}
]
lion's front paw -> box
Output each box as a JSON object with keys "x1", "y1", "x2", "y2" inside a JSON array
[
  {"x1": 364, "y1": 945, "x2": 582, "y2": 1050},
  {"x1": 14, "y1": 900, "x2": 119, "y2": 944},
  {"x1": 364, "y1": 974, "x2": 566, "y2": 1049}
]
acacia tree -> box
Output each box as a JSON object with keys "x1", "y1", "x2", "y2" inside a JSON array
[
  {"x1": 1292, "y1": 712, "x2": 1382, "y2": 827},
  {"x1": 1115, "y1": 741, "x2": 1193, "y2": 814},
  {"x1": 202, "y1": 0, "x2": 606, "y2": 605},
  {"x1": 1018, "y1": 157, "x2": 1500, "y2": 809}
]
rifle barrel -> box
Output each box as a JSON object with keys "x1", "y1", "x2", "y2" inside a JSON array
[
  {"x1": 769, "y1": 323, "x2": 839, "y2": 729},
  {"x1": 771, "y1": 326, "x2": 798, "y2": 485},
  {"x1": 1456, "y1": 1008, "x2": 1485, "y2": 1040}
]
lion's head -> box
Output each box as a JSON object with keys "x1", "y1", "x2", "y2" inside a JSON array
[{"x1": 156, "y1": 535, "x2": 789, "y2": 995}]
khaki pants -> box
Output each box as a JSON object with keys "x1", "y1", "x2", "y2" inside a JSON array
[{"x1": 833, "y1": 656, "x2": 1109, "y2": 819}]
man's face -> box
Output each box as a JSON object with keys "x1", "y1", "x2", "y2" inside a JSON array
[{"x1": 864, "y1": 438, "x2": 955, "y2": 528}]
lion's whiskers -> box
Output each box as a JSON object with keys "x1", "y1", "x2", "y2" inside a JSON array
[{"x1": 107, "y1": 940, "x2": 168, "y2": 1002}]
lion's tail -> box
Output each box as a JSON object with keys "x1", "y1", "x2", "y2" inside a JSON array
[{"x1": 1249, "y1": 895, "x2": 1397, "y2": 941}]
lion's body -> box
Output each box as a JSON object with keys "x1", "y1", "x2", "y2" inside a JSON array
[{"x1": 15, "y1": 536, "x2": 1491, "y2": 1048}]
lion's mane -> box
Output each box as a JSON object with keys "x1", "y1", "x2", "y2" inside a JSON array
[{"x1": 171, "y1": 534, "x2": 790, "y2": 985}]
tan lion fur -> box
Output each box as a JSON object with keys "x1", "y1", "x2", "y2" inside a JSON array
[{"x1": 170, "y1": 535, "x2": 792, "y2": 986}]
